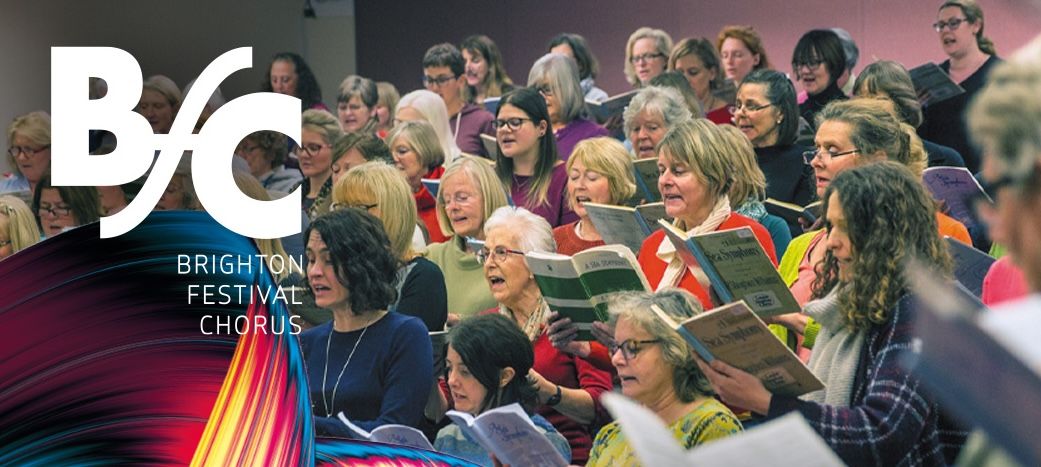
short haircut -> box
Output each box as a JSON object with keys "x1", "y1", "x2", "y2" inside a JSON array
[
  {"x1": 448, "y1": 314, "x2": 538, "y2": 413},
  {"x1": 385, "y1": 120, "x2": 445, "y2": 172},
  {"x1": 0, "y1": 195, "x2": 40, "y2": 254},
  {"x1": 332, "y1": 132, "x2": 392, "y2": 165},
  {"x1": 547, "y1": 33, "x2": 599, "y2": 80},
  {"x1": 338, "y1": 74, "x2": 378, "y2": 107},
  {"x1": 792, "y1": 29, "x2": 847, "y2": 89},
  {"x1": 817, "y1": 99, "x2": 923, "y2": 176},
  {"x1": 423, "y1": 43, "x2": 465, "y2": 77},
  {"x1": 717, "y1": 125, "x2": 767, "y2": 207},
  {"x1": 658, "y1": 119, "x2": 734, "y2": 227},
  {"x1": 332, "y1": 161, "x2": 418, "y2": 261},
  {"x1": 396, "y1": 90, "x2": 462, "y2": 162},
  {"x1": 484, "y1": 206, "x2": 556, "y2": 254},
  {"x1": 244, "y1": 130, "x2": 289, "y2": 169},
  {"x1": 668, "y1": 37, "x2": 725, "y2": 91},
  {"x1": 461, "y1": 35, "x2": 515, "y2": 101},
  {"x1": 262, "y1": 52, "x2": 324, "y2": 110},
  {"x1": 436, "y1": 156, "x2": 508, "y2": 237},
  {"x1": 715, "y1": 25, "x2": 772, "y2": 70},
  {"x1": 623, "y1": 86, "x2": 692, "y2": 136},
  {"x1": 649, "y1": 71, "x2": 703, "y2": 117},
  {"x1": 741, "y1": 69, "x2": 799, "y2": 145},
  {"x1": 608, "y1": 288, "x2": 712, "y2": 401},
  {"x1": 301, "y1": 108, "x2": 343, "y2": 145},
  {"x1": 32, "y1": 175, "x2": 100, "y2": 228},
  {"x1": 495, "y1": 88, "x2": 560, "y2": 209},
  {"x1": 305, "y1": 208, "x2": 400, "y2": 313},
  {"x1": 853, "y1": 60, "x2": 924, "y2": 128},
  {"x1": 528, "y1": 53, "x2": 585, "y2": 123},
  {"x1": 6, "y1": 111, "x2": 50, "y2": 177},
  {"x1": 566, "y1": 137, "x2": 637, "y2": 206},
  {"x1": 143, "y1": 75, "x2": 183, "y2": 109},
  {"x1": 376, "y1": 82, "x2": 401, "y2": 121},
  {"x1": 624, "y1": 27, "x2": 674, "y2": 87}
]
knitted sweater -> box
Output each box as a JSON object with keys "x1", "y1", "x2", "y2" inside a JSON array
[{"x1": 424, "y1": 236, "x2": 498, "y2": 319}]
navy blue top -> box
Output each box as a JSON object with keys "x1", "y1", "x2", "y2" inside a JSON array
[{"x1": 299, "y1": 312, "x2": 433, "y2": 438}]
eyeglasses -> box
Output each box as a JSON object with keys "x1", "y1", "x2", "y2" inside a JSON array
[
  {"x1": 38, "y1": 204, "x2": 73, "y2": 217},
  {"x1": 728, "y1": 103, "x2": 773, "y2": 115},
  {"x1": 535, "y1": 84, "x2": 555, "y2": 97},
  {"x1": 793, "y1": 58, "x2": 825, "y2": 70},
  {"x1": 330, "y1": 202, "x2": 377, "y2": 211},
  {"x1": 8, "y1": 145, "x2": 49, "y2": 158},
  {"x1": 492, "y1": 117, "x2": 532, "y2": 131},
  {"x1": 630, "y1": 53, "x2": 665, "y2": 64},
  {"x1": 423, "y1": 74, "x2": 458, "y2": 87},
  {"x1": 933, "y1": 17, "x2": 967, "y2": 32},
  {"x1": 609, "y1": 338, "x2": 662, "y2": 363},
  {"x1": 294, "y1": 142, "x2": 328, "y2": 157},
  {"x1": 475, "y1": 245, "x2": 525, "y2": 265},
  {"x1": 802, "y1": 147, "x2": 860, "y2": 165},
  {"x1": 442, "y1": 191, "x2": 476, "y2": 206}
]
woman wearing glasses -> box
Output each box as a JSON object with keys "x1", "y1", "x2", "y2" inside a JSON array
[
  {"x1": 332, "y1": 161, "x2": 447, "y2": 333},
  {"x1": 919, "y1": 0, "x2": 1000, "y2": 173},
  {"x1": 426, "y1": 156, "x2": 508, "y2": 323},
  {"x1": 493, "y1": 87, "x2": 577, "y2": 228},
  {"x1": 792, "y1": 30, "x2": 848, "y2": 130},
  {"x1": 669, "y1": 38, "x2": 730, "y2": 124},
  {"x1": 31, "y1": 175, "x2": 100, "y2": 238},
  {"x1": 734, "y1": 70, "x2": 816, "y2": 210},
  {"x1": 3, "y1": 111, "x2": 51, "y2": 196},
  {"x1": 0, "y1": 195, "x2": 40, "y2": 260},
  {"x1": 477, "y1": 206, "x2": 612, "y2": 465},
  {"x1": 624, "y1": 27, "x2": 672, "y2": 88},
  {"x1": 298, "y1": 109, "x2": 343, "y2": 220},
  {"x1": 528, "y1": 53, "x2": 609, "y2": 161},
  {"x1": 234, "y1": 130, "x2": 302, "y2": 194},
  {"x1": 386, "y1": 120, "x2": 450, "y2": 244},
  {"x1": 588, "y1": 289, "x2": 741, "y2": 466}
]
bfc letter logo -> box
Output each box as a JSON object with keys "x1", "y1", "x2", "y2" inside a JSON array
[{"x1": 51, "y1": 47, "x2": 301, "y2": 239}]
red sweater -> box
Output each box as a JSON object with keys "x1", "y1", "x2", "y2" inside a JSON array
[
  {"x1": 637, "y1": 213, "x2": 777, "y2": 310},
  {"x1": 552, "y1": 221, "x2": 605, "y2": 256},
  {"x1": 415, "y1": 166, "x2": 448, "y2": 244}
]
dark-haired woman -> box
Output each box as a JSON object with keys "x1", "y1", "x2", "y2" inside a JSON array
[
  {"x1": 32, "y1": 175, "x2": 100, "y2": 238},
  {"x1": 548, "y1": 33, "x2": 608, "y2": 102},
  {"x1": 434, "y1": 314, "x2": 571, "y2": 466},
  {"x1": 919, "y1": 0, "x2": 1000, "y2": 173},
  {"x1": 494, "y1": 88, "x2": 577, "y2": 227},
  {"x1": 792, "y1": 30, "x2": 848, "y2": 130},
  {"x1": 460, "y1": 35, "x2": 515, "y2": 105},
  {"x1": 700, "y1": 162, "x2": 967, "y2": 465},
  {"x1": 262, "y1": 52, "x2": 327, "y2": 112},
  {"x1": 298, "y1": 208, "x2": 432, "y2": 438}
]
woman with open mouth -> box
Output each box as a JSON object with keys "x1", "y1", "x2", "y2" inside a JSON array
[
  {"x1": 554, "y1": 137, "x2": 636, "y2": 257},
  {"x1": 792, "y1": 29, "x2": 849, "y2": 132},
  {"x1": 588, "y1": 289, "x2": 742, "y2": 466},
  {"x1": 624, "y1": 27, "x2": 672, "y2": 88},
  {"x1": 623, "y1": 86, "x2": 692, "y2": 160},
  {"x1": 2, "y1": 111, "x2": 52, "y2": 196},
  {"x1": 335, "y1": 75, "x2": 379, "y2": 136},
  {"x1": 460, "y1": 35, "x2": 515, "y2": 106}
]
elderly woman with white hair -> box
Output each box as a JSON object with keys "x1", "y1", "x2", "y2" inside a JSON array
[
  {"x1": 623, "y1": 86, "x2": 693, "y2": 159},
  {"x1": 528, "y1": 53, "x2": 608, "y2": 161},
  {"x1": 474, "y1": 206, "x2": 612, "y2": 465},
  {"x1": 395, "y1": 90, "x2": 463, "y2": 164}
]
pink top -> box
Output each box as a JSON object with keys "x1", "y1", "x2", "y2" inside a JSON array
[
  {"x1": 790, "y1": 230, "x2": 826, "y2": 305},
  {"x1": 982, "y1": 256, "x2": 1030, "y2": 306}
]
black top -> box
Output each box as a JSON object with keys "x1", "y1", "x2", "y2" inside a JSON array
[
  {"x1": 799, "y1": 82, "x2": 848, "y2": 131},
  {"x1": 394, "y1": 256, "x2": 448, "y2": 332},
  {"x1": 922, "y1": 139, "x2": 966, "y2": 168},
  {"x1": 755, "y1": 144, "x2": 817, "y2": 206},
  {"x1": 919, "y1": 55, "x2": 1002, "y2": 174}
]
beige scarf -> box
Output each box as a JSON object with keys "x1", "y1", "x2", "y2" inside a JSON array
[
  {"x1": 654, "y1": 195, "x2": 732, "y2": 291},
  {"x1": 499, "y1": 296, "x2": 549, "y2": 342}
]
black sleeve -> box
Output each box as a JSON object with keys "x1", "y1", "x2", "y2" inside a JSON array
[
  {"x1": 792, "y1": 162, "x2": 817, "y2": 207},
  {"x1": 395, "y1": 257, "x2": 448, "y2": 332}
]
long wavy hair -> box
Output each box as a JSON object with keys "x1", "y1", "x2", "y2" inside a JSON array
[
  {"x1": 461, "y1": 35, "x2": 514, "y2": 102},
  {"x1": 811, "y1": 162, "x2": 952, "y2": 330},
  {"x1": 262, "y1": 52, "x2": 324, "y2": 111}
]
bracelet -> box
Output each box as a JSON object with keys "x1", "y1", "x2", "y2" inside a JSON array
[{"x1": 546, "y1": 384, "x2": 562, "y2": 406}]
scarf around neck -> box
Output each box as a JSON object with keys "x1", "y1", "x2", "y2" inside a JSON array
[
  {"x1": 802, "y1": 286, "x2": 866, "y2": 406},
  {"x1": 654, "y1": 195, "x2": 731, "y2": 291}
]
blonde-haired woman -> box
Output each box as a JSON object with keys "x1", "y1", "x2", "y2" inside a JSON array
[
  {"x1": 333, "y1": 161, "x2": 447, "y2": 332},
  {"x1": 298, "y1": 109, "x2": 343, "y2": 220},
  {"x1": 625, "y1": 27, "x2": 673, "y2": 87},
  {"x1": 637, "y1": 119, "x2": 776, "y2": 310},
  {"x1": 426, "y1": 155, "x2": 508, "y2": 323},
  {"x1": 137, "y1": 75, "x2": 181, "y2": 134},
  {"x1": 386, "y1": 120, "x2": 449, "y2": 244},
  {"x1": 669, "y1": 38, "x2": 730, "y2": 124},
  {"x1": 717, "y1": 125, "x2": 792, "y2": 258},
  {"x1": 374, "y1": 82, "x2": 400, "y2": 138},
  {"x1": 0, "y1": 195, "x2": 40, "y2": 260},
  {"x1": 395, "y1": 90, "x2": 463, "y2": 163},
  {"x1": 554, "y1": 137, "x2": 636, "y2": 256},
  {"x1": 3, "y1": 111, "x2": 51, "y2": 195}
]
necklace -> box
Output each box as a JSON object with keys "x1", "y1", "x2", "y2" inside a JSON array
[{"x1": 321, "y1": 315, "x2": 376, "y2": 417}]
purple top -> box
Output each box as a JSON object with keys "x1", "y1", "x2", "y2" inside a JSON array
[
  {"x1": 450, "y1": 103, "x2": 495, "y2": 157},
  {"x1": 554, "y1": 118, "x2": 609, "y2": 162},
  {"x1": 511, "y1": 163, "x2": 579, "y2": 228}
]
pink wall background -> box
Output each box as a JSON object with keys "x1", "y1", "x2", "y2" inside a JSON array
[{"x1": 357, "y1": 0, "x2": 1041, "y2": 96}]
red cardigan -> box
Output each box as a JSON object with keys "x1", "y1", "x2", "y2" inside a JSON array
[
  {"x1": 637, "y1": 213, "x2": 777, "y2": 310},
  {"x1": 415, "y1": 166, "x2": 448, "y2": 244}
]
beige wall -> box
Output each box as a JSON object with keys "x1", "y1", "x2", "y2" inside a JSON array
[{"x1": 0, "y1": 0, "x2": 357, "y2": 173}]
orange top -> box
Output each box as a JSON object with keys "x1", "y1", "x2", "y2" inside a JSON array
[{"x1": 936, "y1": 212, "x2": 971, "y2": 245}]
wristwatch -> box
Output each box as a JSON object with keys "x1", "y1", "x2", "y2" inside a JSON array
[{"x1": 546, "y1": 384, "x2": 562, "y2": 406}]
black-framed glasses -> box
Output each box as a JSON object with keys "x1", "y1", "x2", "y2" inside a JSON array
[
  {"x1": 38, "y1": 204, "x2": 73, "y2": 218},
  {"x1": 933, "y1": 17, "x2": 967, "y2": 32},
  {"x1": 728, "y1": 103, "x2": 773, "y2": 115},
  {"x1": 294, "y1": 142, "x2": 328, "y2": 157},
  {"x1": 423, "y1": 74, "x2": 457, "y2": 87},
  {"x1": 8, "y1": 145, "x2": 49, "y2": 158},
  {"x1": 609, "y1": 338, "x2": 662, "y2": 363},
  {"x1": 793, "y1": 58, "x2": 825, "y2": 70},
  {"x1": 491, "y1": 118, "x2": 532, "y2": 131},
  {"x1": 630, "y1": 53, "x2": 665, "y2": 64},
  {"x1": 475, "y1": 245, "x2": 525, "y2": 265},
  {"x1": 802, "y1": 148, "x2": 860, "y2": 165},
  {"x1": 330, "y1": 202, "x2": 377, "y2": 211}
]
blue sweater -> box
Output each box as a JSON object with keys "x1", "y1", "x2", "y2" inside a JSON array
[{"x1": 299, "y1": 312, "x2": 433, "y2": 438}]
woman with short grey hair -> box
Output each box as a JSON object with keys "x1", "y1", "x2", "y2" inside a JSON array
[
  {"x1": 528, "y1": 53, "x2": 609, "y2": 161},
  {"x1": 622, "y1": 86, "x2": 692, "y2": 159}
]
